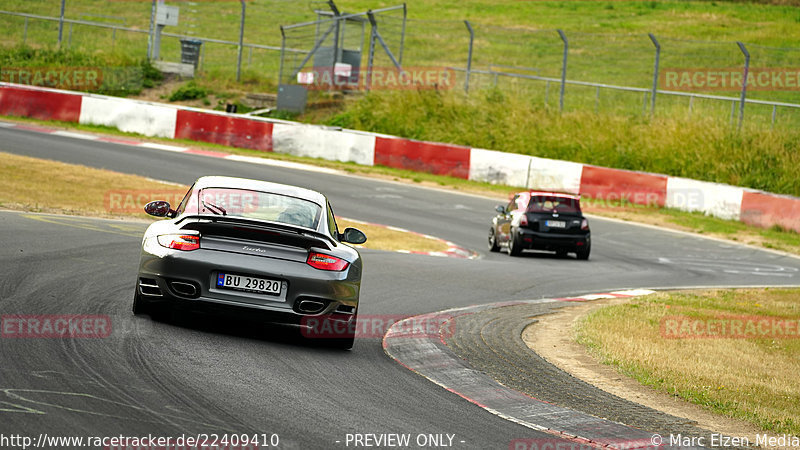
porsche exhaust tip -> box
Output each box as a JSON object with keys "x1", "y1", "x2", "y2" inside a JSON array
[
  {"x1": 170, "y1": 281, "x2": 199, "y2": 298},
  {"x1": 297, "y1": 299, "x2": 326, "y2": 314}
]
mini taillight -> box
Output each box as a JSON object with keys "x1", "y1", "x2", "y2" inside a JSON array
[
  {"x1": 157, "y1": 234, "x2": 200, "y2": 251},
  {"x1": 581, "y1": 219, "x2": 589, "y2": 230},
  {"x1": 307, "y1": 252, "x2": 349, "y2": 271},
  {"x1": 519, "y1": 214, "x2": 529, "y2": 227}
]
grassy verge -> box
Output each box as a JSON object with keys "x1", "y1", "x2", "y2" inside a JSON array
[
  {"x1": 326, "y1": 89, "x2": 800, "y2": 198},
  {"x1": 0, "y1": 151, "x2": 451, "y2": 253},
  {"x1": 5, "y1": 114, "x2": 799, "y2": 257},
  {"x1": 584, "y1": 200, "x2": 800, "y2": 256},
  {"x1": 576, "y1": 289, "x2": 800, "y2": 435}
]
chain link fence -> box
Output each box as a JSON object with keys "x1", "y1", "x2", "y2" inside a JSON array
[{"x1": 1, "y1": 1, "x2": 799, "y2": 126}]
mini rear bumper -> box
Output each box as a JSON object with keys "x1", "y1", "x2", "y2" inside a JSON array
[{"x1": 517, "y1": 228, "x2": 590, "y2": 251}]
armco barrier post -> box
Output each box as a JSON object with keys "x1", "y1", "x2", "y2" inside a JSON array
[
  {"x1": 737, "y1": 41, "x2": 750, "y2": 130},
  {"x1": 557, "y1": 29, "x2": 567, "y2": 114}
]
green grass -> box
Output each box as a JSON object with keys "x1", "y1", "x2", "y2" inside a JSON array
[
  {"x1": 325, "y1": 88, "x2": 800, "y2": 197},
  {"x1": 577, "y1": 289, "x2": 800, "y2": 434}
]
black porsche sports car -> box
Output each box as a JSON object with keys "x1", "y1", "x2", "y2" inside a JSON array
[
  {"x1": 133, "y1": 176, "x2": 366, "y2": 349},
  {"x1": 488, "y1": 191, "x2": 591, "y2": 260}
]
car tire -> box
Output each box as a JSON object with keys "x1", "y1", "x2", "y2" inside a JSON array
[
  {"x1": 328, "y1": 312, "x2": 357, "y2": 350},
  {"x1": 488, "y1": 228, "x2": 500, "y2": 252},
  {"x1": 132, "y1": 291, "x2": 149, "y2": 315},
  {"x1": 576, "y1": 244, "x2": 591, "y2": 260},
  {"x1": 507, "y1": 229, "x2": 522, "y2": 257},
  {"x1": 329, "y1": 336, "x2": 355, "y2": 350}
]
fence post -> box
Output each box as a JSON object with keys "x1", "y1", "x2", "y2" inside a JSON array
[
  {"x1": 398, "y1": 3, "x2": 407, "y2": 65},
  {"x1": 328, "y1": 0, "x2": 341, "y2": 71},
  {"x1": 236, "y1": 0, "x2": 246, "y2": 82},
  {"x1": 648, "y1": 33, "x2": 660, "y2": 116},
  {"x1": 147, "y1": 0, "x2": 156, "y2": 59},
  {"x1": 278, "y1": 26, "x2": 286, "y2": 85},
  {"x1": 23, "y1": 17, "x2": 28, "y2": 45},
  {"x1": 736, "y1": 41, "x2": 750, "y2": 130},
  {"x1": 58, "y1": 0, "x2": 66, "y2": 46},
  {"x1": 557, "y1": 29, "x2": 567, "y2": 113},
  {"x1": 464, "y1": 20, "x2": 474, "y2": 93},
  {"x1": 366, "y1": 11, "x2": 376, "y2": 92}
]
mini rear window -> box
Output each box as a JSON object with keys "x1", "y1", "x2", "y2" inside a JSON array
[{"x1": 527, "y1": 196, "x2": 581, "y2": 214}]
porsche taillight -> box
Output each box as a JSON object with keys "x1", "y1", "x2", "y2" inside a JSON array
[
  {"x1": 157, "y1": 234, "x2": 200, "y2": 251},
  {"x1": 581, "y1": 219, "x2": 589, "y2": 230},
  {"x1": 519, "y1": 214, "x2": 529, "y2": 227},
  {"x1": 307, "y1": 252, "x2": 349, "y2": 271}
]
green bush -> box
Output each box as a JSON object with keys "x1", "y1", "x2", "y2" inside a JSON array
[{"x1": 169, "y1": 81, "x2": 207, "y2": 102}]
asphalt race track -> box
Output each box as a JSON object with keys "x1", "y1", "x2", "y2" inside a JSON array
[{"x1": 2, "y1": 124, "x2": 800, "y2": 449}]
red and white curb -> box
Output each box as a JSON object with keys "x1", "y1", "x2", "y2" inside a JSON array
[
  {"x1": 1, "y1": 120, "x2": 479, "y2": 260},
  {"x1": 382, "y1": 289, "x2": 679, "y2": 450}
]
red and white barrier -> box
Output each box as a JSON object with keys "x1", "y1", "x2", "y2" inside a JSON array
[
  {"x1": 80, "y1": 95, "x2": 177, "y2": 138},
  {"x1": 1, "y1": 81, "x2": 798, "y2": 233},
  {"x1": 666, "y1": 177, "x2": 744, "y2": 221},
  {"x1": 272, "y1": 123, "x2": 375, "y2": 166}
]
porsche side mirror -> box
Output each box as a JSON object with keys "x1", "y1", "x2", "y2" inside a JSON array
[
  {"x1": 495, "y1": 205, "x2": 506, "y2": 214},
  {"x1": 144, "y1": 200, "x2": 174, "y2": 218},
  {"x1": 340, "y1": 227, "x2": 367, "y2": 245}
]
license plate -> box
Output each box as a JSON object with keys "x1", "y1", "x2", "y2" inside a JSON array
[
  {"x1": 216, "y1": 273, "x2": 282, "y2": 295},
  {"x1": 545, "y1": 220, "x2": 566, "y2": 228}
]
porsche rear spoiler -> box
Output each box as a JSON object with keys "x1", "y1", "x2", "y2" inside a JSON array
[{"x1": 176, "y1": 214, "x2": 335, "y2": 250}]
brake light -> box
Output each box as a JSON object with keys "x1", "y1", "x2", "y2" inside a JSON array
[
  {"x1": 581, "y1": 219, "x2": 589, "y2": 230},
  {"x1": 519, "y1": 214, "x2": 529, "y2": 227},
  {"x1": 157, "y1": 234, "x2": 200, "y2": 251},
  {"x1": 307, "y1": 252, "x2": 349, "y2": 271}
]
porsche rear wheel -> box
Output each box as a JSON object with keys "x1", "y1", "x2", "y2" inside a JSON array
[
  {"x1": 488, "y1": 228, "x2": 500, "y2": 252},
  {"x1": 507, "y1": 230, "x2": 522, "y2": 257},
  {"x1": 132, "y1": 291, "x2": 149, "y2": 315}
]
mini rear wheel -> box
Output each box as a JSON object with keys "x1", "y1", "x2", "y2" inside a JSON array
[{"x1": 576, "y1": 244, "x2": 591, "y2": 260}]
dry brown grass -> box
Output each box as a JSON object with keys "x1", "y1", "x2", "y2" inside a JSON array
[
  {"x1": 337, "y1": 218, "x2": 452, "y2": 254},
  {"x1": 0, "y1": 151, "x2": 451, "y2": 253},
  {"x1": 576, "y1": 289, "x2": 800, "y2": 435},
  {"x1": 0, "y1": 151, "x2": 181, "y2": 219}
]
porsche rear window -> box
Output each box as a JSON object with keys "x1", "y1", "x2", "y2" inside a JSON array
[
  {"x1": 186, "y1": 188, "x2": 322, "y2": 229},
  {"x1": 527, "y1": 196, "x2": 581, "y2": 214}
]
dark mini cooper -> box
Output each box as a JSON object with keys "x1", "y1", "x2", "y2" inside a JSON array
[
  {"x1": 488, "y1": 191, "x2": 590, "y2": 260},
  {"x1": 133, "y1": 176, "x2": 366, "y2": 349}
]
